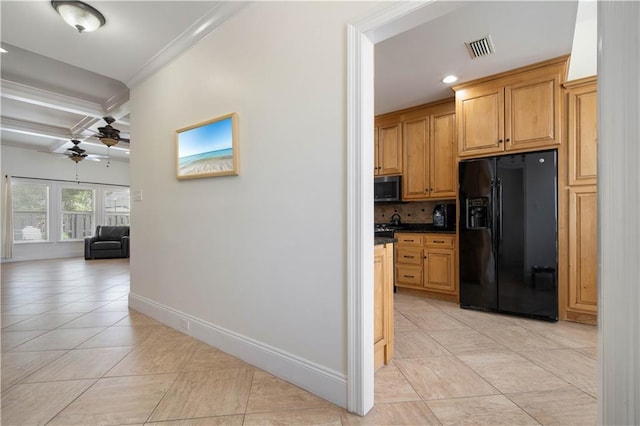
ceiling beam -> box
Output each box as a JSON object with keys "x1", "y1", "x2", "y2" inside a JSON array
[
  {"x1": 0, "y1": 117, "x2": 71, "y2": 141},
  {"x1": 1, "y1": 79, "x2": 105, "y2": 118}
]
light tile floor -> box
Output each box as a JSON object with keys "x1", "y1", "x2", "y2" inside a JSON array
[{"x1": 1, "y1": 258, "x2": 598, "y2": 425}]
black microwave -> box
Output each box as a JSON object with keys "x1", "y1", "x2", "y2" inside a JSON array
[{"x1": 374, "y1": 176, "x2": 401, "y2": 203}]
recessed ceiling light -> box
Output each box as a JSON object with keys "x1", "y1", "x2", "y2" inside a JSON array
[
  {"x1": 442, "y1": 75, "x2": 458, "y2": 84},
  {"x1": 0, "y1": 47, "x2": 7, "y2": 54}
]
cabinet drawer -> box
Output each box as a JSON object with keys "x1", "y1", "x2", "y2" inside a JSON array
[
  {"x1": 395, "y1": 233, "x2": 423, "y2": 245},
  {"x1": 425, "y1": 234, "x2": 455, "y2": 248},
  {"x1": 396, "y1": 265, "x2": 422, "y2": 286},
  {"x1": 396, "y1": 247, "x2": 423, "y2": 266}
]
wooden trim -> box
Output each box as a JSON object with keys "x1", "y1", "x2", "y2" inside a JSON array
[
  {"x1": 557, "y1": 87, "x2": 569, "y2": 321},
  {"x1": 375, "y1": 97, "x2": 455, "y2": 122},
  {"x1": 452, "y1": 55, "x2": 570, "y2": 91},
  {"x1": 563, "y1": 75, "x2": 597, "y2": 90},
  {"x1": 566, "y1": 310, "x2": 597, "y2": 325},
  {"x1": 395, "y1": 287, "x2": 458, "y2": 304}
]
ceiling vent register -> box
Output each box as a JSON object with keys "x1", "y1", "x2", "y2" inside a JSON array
[{"x1": 466, "y1": 35, "x2": 495, "y2": 59}]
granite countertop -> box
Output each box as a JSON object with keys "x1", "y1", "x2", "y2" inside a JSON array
[
  {"x1": 395, "y1": 224, "x2": 456, "y2": 234},
  {"x1": 376, "y1": 223, "x2": 456, "y2": 235},
  {"x1": 375, "y1": 237, "x2": 397, "y2": 245}
]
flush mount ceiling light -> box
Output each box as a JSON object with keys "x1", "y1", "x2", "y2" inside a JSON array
[{"x1": 51, "y1": 1, "x2": 106, "y2": 33}]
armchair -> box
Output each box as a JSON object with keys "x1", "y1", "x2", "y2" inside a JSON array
[{"x1": 84, "y1": 226, "x2": 130, "y2": 260}]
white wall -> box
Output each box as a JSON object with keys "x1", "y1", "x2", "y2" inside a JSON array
[
  {"x1": 567, "y1": 0, "x2": 597, "y2": 81},
  {"x1": 1, "y1": 145, "x2": 130, "y2": 261},
  {"x1": 129, "y1": 2, "x2": 382, "y2": 407}
]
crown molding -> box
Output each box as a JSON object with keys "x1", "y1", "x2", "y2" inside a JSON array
[{"x1": 126, "y1": 2, "x2": 247, "y2": 89}]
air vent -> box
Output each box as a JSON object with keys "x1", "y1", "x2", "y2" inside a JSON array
[{"x1": 465, "y1": 35, "x2": 495, "y2": 59}]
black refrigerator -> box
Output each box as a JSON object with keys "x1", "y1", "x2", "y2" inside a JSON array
[{"x1": 458, "y1": 150, "x2": 558, "y2": 321}]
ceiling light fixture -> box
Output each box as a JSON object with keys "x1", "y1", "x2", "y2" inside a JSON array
[
  {"x1": 51, "y1": 1, "x2": 106, "y2": 33},
  {"x1": 442, "y1": 75, "x2": 458, "y2": 84},
  {"x1": 0, "y1": 47, "x2": 7, "y2": 54}
]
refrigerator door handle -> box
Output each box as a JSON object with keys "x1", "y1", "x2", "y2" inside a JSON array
[{"x1": 498, "y1": 179, "x2": 503, "y2": 244}]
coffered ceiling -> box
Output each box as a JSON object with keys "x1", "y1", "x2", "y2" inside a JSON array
[{"x1": 0, "y1": 1, "x2": 245, "y2": 162}]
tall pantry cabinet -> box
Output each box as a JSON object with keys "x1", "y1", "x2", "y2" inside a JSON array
[{"x1": 564, "y1": 76, "x2": 598, "y2": 324}]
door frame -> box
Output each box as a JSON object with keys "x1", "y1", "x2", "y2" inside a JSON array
[{"x1": 345, "y1": 0, "x2": 455, "y2": 415}]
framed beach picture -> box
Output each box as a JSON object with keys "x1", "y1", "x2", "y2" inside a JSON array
[{"x1": 176, "y1": 112, "x2": 239, "y2": 180}]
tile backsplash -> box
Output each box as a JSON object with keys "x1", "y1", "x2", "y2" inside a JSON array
[{"x1": 375, "y1": 201, "x2": 446, "y2": 224}]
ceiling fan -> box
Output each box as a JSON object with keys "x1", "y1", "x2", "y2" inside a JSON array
[
  {"x1": 94, "y1": 116, "x2": 130, "y2": 147},
  {"x1": 64, "y1": 139, "x2": 105, "y2": 162},
  {"x1": 60, "y1": 139, "x2": 106, "y2": 182},
  {"x1": 92, "y1": 116, "x2": 130, "y2": 167}
]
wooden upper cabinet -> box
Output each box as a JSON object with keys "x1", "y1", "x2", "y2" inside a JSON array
[
  {"x1": 507, "y1": 73, "x2": 560, "y2": 150},
  {"x1": 402, "y1": 101, "x2": 456, "y2": 200},
  {"x1": 456, "y1": 85, "x2": 504, "y2": 156},
  {"x1": 402, "y1": 116, "x2": 429, "y2": 199},
  {"x1": 565, "y1": 77, "x2": 597, "y2": 186},
  {"x1": 430, "y1": 111, "x2": 457, "y2": 198},
  {"x1": 455, "y1": 56, "x2": 567, "y2": 158},
  {"x1": 376, "y1": 121, "x2": 402, "y2": 176}
]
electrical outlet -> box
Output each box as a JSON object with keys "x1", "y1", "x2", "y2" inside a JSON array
[{"x1": 180, "y1": 318, "x2": 190, "y2": 331}]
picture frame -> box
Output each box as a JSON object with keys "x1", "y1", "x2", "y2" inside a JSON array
[{"x1": 176, "y1": 112, "x2": 239, "y2": 180}]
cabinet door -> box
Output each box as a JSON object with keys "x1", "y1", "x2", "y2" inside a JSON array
[
  {"x1": 378, "y1": 123, "x2": 402, "y2": 176},
  {"x1": 374, "y1": 244, "x2": 394, "y2": 369},
  {"x1": 568, "y1": 82, "x2": 597, "y2": 185},
  {"x1": 430, "y1": 112, "x2": 457, "y2": 198},
  {"x1": 456, "y1": 85, "x2": 504, "y2": 157},
  {"x1": 506, "y1": 73, "x2": 561, "y2": 151},
  {"x1": 402, "y1": 116, "x2": 429, "y2": 200},
  {"x1": 424, "y1": 249, "x2": 455, "y2": 293},
  {"x1": 568, "y1": 187, "x2": 598, "y2": 314},
  {"x1": 374, "y1": 126, "x2": 379, "y2": 176}
]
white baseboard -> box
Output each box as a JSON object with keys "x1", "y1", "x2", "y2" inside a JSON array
[{"x1": 128, "y1": 293, "x2": 347, "y2": 408}]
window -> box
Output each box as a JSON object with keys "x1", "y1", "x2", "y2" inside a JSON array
[
  {"x1": 61, "y1": 188, "x2": 95, "y2": 240},
  {"x1": 12, "y1": 181, "x2": 49, "y2": 242},
  {"x1": 10, "y1": 179, "x2": 129, "y2": 245},
  {"x1": 104, "y1": 189, "x2": 130, "y2": 226}
]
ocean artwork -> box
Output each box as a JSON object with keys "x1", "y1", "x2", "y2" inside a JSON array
[{"x1": 176, "y1": 113, "x2": 238, "y2": 179}]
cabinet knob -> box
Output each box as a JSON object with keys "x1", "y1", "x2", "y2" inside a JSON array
[
  {"x1": 498, "y1": 139, "x2": 503, "y2": 144},
  {"x1": 505, "y1": 138, "x2": 510, "y2": 143},
  {"x1": 423, "y1": 255, "x2": 427, "y2": 259}
]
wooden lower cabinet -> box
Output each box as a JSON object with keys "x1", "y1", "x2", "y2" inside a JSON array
[
  {"x1": 567, "y1": 186, "x2": 598, "y2": 317},
  {"x1": 395, "y1": 233, "x2": 457, "y2": 297},
  {"x1": 374, "y1": 242, "x2": 394, "y2": 370}
]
